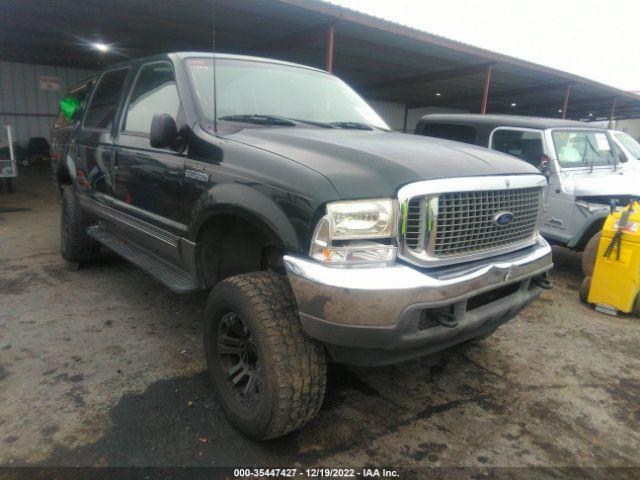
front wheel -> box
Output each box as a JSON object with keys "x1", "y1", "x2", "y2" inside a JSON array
[
  {"x1": 204, "y1": 271, "x2": 327, "y2": 440},
  {"x1": 579, "y1": 276, "x2": 592, "y2": 304},
  {"x1": 582, "y1": 232, "x2": 601, "y2": 277},
  {"x1": 634, "y1": 293, "x2": 640, "y2": 318}
]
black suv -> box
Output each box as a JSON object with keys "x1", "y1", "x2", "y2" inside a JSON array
[{"x1": 52, "y1": 52, "x2": 553, "y2": 439}]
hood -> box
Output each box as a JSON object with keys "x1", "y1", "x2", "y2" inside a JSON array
[
  {"x1": 224, "y1": 127, "x2": 539, "y2": 198},
  {"x1": 562, "y1": 169, "x2": 640, "y2": 197}
]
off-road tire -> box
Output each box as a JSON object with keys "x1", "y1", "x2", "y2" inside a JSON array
[
  {"x1": 60, "y1": 185, "x2": 100, "y2": 264},
  {"x1": 634, "y1": 293, "x2": 640, "y2": 317},
  {"x1": 579, "y1": 276, "x2": 592, "y2": 304},
  {"x1": 582, "y1": 232, "x2": 601, "y2": 277},
  {"x1": 204, "y1": 271, "x2": 327, "y2": 440}
]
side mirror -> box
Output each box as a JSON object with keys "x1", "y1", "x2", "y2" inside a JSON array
[
  {"x1": 150, "y1": 114, "x2": 177, "y2": 149},
  {"x1": 618, "y1": 149, "x2": 628, "y2": 163},
  {"x1": 539, "y1": 154, "x2": 550, "y2": 176}
]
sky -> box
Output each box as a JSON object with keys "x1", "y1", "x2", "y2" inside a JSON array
[{"x1": 329, "y1": 0, "x2": 640, "y2": 92}]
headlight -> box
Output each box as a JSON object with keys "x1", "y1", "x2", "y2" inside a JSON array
[
  {"x1": 310, "y1": 199, "x2": 397, "y2": 267},
  {"x1": 327, "y1": 198, "x2": 396, "y2": 239}
]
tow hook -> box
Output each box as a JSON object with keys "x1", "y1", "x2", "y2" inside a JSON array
[
  {"x1": 436, "y1": 310, "x2": 459, "y2": 328},
  {"x1": 533, "y1": 273, "x2": 554, "y2": 290}
]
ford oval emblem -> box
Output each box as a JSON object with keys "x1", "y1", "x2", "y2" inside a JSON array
[{"x1": 494, "y1": 211, "x2": 514, "y2": 226}]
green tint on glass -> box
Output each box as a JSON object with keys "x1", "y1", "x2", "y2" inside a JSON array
[{"x1": 59, "y1": 97, "x2": 81, "y2": 121}]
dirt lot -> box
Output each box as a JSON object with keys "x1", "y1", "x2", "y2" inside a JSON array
[{"x1": 1, "y1": 167, "x2": 639, "y2": 475}]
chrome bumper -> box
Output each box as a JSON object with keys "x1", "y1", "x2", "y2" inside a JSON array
[{"x1": 284, "y1": 237, "x2": 552, "y2": 352}]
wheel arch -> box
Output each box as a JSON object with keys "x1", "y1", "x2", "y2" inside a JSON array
[
  {"x1": 189, "y1": 183, "x2": 302, "y2": 252},
  {"x1": 567, "y1": 211, "x2": 608, "y2": 251},
  {"x1": 190, "y1": 184, "x2": 304, "y2": 287}
]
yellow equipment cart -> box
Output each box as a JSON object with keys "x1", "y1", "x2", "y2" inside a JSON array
[{"x1": 582, "y1": 200, "x2": 640, "y2": 316}]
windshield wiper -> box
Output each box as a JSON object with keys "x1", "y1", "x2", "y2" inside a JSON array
[
  {"x1": 330, "y1": 121, "x2": 374, "y2": 130},
  {"x1": 218, "y1": 114, "x2": 296, "y2": 126}
]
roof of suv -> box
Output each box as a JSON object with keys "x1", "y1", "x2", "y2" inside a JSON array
[
  {"x1": 107, "y1": 52, "x2": 327, "y2": 74},
  {"x1": 418, "y1": 114, "x2": 606, "y2": 130}
]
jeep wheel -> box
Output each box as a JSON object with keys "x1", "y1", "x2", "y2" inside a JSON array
[
  {"x1": 60, "y1": 185, "x2": 100, "y2": 264},
  {"x1": 582, "y1": 232, "x2": 601, "y2": 277},
  {"x1": 204, "y1": 271, "x2": 327, "y2": 440},
  {"x1": 579, "y1": 276, "x2": 592, "y2": 304},
  {"x1": 634, "y1": 293, "x2": 640, "y2": 318}
]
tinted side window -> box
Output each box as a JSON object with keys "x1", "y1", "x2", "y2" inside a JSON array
[
  {"x1": 84, "y1": 69, "x2": 129, "y2": 130},
  {"x1": 421, "y1": 123, "x2": 477, "y2": 145},
  {"x1": 54, "y1": 81, "x2": 92, "y2": 129},
  {"x1": 491, "y1": 129, "x2": 544, "y2": 167},
  {"x1": 124, "y1": 63, "x2": 180, "y2": 134}
]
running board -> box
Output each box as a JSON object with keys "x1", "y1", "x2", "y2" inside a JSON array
[{"x1": 87, "y1": 225, "x2": 198, "y2": 294}]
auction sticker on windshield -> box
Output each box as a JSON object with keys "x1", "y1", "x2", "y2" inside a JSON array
[{"x1": 596, "y1": 133, "x2": 611, "y2": 150}]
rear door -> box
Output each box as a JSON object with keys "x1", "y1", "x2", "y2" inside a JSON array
[
  {"x1": 77, "y1": 67, "x2": 130, "y2": 199},
  {"x1": 112, "y1": 61, "x2": 186, "y2": 232}
]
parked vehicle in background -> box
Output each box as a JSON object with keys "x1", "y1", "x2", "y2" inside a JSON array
[
  {"x1": 415, "y1": 114, "x2": 638, "y2": 272},
  {"x1": 0, "y1": 124, "x2": 18, "y2": 193},
  {"x1": 20, "y1": 137, "x2": 51, "y2": 167},
  {"x1": 610, "y1": 130, "x2": 640, "y2": 172},
  {"x1": 51, "y1": 54, "x2": 553, "y2": 439}
]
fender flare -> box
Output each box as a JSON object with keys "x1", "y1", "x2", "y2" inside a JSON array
[
  {"x1": 566, "y1": 210, "x2": 608, "y2": 250},
  {"x1": 189, "y1": 182, "x2": 302, "y2": 253}
]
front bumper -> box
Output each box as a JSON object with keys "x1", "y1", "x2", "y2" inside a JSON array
[{"x1": 284, "y1": 237, "x2": 553, "y2": 366}]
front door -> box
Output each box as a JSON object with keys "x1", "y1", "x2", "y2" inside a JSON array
[{"x1": 112, "y1": 61, "x2": 186, "y2": 233}]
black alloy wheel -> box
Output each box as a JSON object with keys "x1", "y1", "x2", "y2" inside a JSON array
[{"x1": 217, "y1": 312, "x2": 262, "y2": 407}]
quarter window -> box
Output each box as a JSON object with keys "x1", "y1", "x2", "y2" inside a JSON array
[
  {"x1": 54, "y1": 80, "x2": 93, "y2": 128},
  {"x1": 84, "y1": 69, "x2": 129, "y2": 130},
  {"x1": 420, "y1": 123, "x2": 477, "y2": 145},
  {"x1": 124, "y1": 63, "x2": 180, "y2": 135},
  {"x1": 491, "y1": 129, "x2": 544, "y2": 167}
]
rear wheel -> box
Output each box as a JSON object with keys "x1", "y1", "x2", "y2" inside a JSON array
[
  {"x1": 60, "y1": 185, "x2": 100, "y2": 264},
  {"x1": 582, "y1": 232, "x2": 601, "y2": 277},
  {"x1": 204, "y1": 271, "x2": 327, "y2": 440}
]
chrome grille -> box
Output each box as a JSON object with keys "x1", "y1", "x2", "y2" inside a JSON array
[
  {"x1": 404, "y1": 186, "x2": 542, "y2": 259},
  {"x1": 404, "y1": 197, "x2": 423, "y2": 249}
]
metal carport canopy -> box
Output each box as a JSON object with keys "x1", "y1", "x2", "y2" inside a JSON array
[{"x1": 2, "y1": 0, "x2": 640, "y2": 122}]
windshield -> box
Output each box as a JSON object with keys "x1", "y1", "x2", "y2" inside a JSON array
[
  {"x1": 614, "y1": 131, "x2": 640, "y2": 160},
  {"x1": 551, "y1": 130, "x2": 617, "y2": 169},
  {"x1": 185, "y1": 58, "x2": 389, "y2": 130}
]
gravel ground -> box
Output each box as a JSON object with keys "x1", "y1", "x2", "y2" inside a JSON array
[{"x1": 0, "y1": 167, "x2": 639, "y2": 476}]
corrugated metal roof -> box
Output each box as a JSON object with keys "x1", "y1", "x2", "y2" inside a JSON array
[{"x1": 1, "y1": 0, "x2": 639, "y2": 120}]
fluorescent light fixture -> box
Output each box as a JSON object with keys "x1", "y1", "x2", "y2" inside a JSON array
[
  {"x1": 510, "y1": 102, "x2": 517, "y2": 107},
  {"x1": 93, "y1": 42, "x2": 110, "y2": 53},
  {"x1": 435, "y1": 92, "x2": 442, "y2": 97}
]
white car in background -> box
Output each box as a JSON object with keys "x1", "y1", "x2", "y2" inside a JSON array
[{"x1": 610, "y1": 130, "x2": 640, "y2": 173}]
